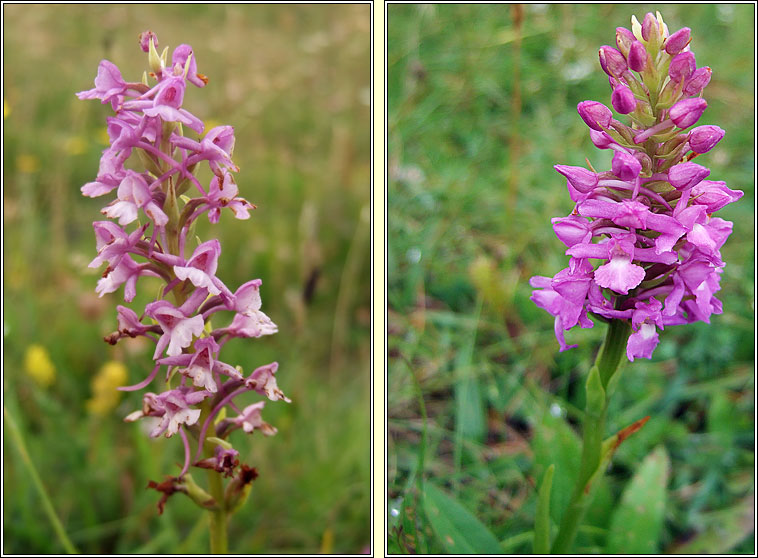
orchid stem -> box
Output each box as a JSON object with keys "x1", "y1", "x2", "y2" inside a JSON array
[
  {"x1": 207, "y1": 468, "x2": 228, "y2": 554},
  {"x1": 550, "y1": 318, "x2": 630, "y2": 554},
  {"x1": 197, "y1": 401, "x2": 228, "y2": 554}
]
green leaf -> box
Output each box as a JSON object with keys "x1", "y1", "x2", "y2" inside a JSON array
[
  {"x1": 532, "y1": 410, "x2": 580, "y2": 524},
  {"x1": 606, "y1": 445, "x2": 670, "y2": 554},
  {"x1": 423, "y1": 482, "x2": 502, "y2": 554},
  {"x1": 534, "y1": 464, "x2": 555, "y2": 554}
]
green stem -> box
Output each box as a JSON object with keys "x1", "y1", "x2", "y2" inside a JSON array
[
  {"x1": 596, "y1": 318, "x2": 631, "y2": 390},
  {"x1": 550, "y1": 319, "x2": 630, "y2": 554},
  {"x1": 4, "y1": 407, "x2": 79, "y2": 554},
  {"x1": 207, "y1": 468, "x2": 228, "y2": 554},
  {"x1": 196, "y1": 401, "x2": 228, "y2": 554}
]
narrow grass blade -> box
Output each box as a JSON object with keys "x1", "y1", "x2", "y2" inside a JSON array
[
  {"x1": 534, "y1": 464, "x2": 555, "y2": 554},
  {"x1": 423, "y1": 482, "x2": 502, "y2": 554},
  {"x1": 453, "y1": 297, "x2": 484, "y2": 475},
  {"x1": 4, "y1": 407, "x2": 79, "y2": 554}
]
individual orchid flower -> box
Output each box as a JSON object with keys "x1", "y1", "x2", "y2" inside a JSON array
[
  {"x1": 171, "y1": 43, "x2": 208, "y2": 88},
  {"x1": 76, "y1": 60, "x2": 129, "y2": 108},
  {"x1": 158, "y1": 337, "x2": 243, "y2": 392},
  {"x1": 101, "y1": 170, "x2": 168, "y2": 226},
  {"x1": 201, "y1": 171, "x2": 254, "y2": 223},
  {"x1": 195, "y1": 446, "x2": 239, "y2": 477},
  {"x1": 173, "y1": 239, "x2": 229, "y2": 296},
  {"x1": 88, "y1": 221, "x2": 147, "y2": 270},
  {"x1": 145, "y1": 299, "x2": 206, "y2": 359},
  {"x1": 96, "y1": 253, "x2": 160, "y2": 301},
  {"x1": 140, "y1": 387, "x2": 211, "y2": 438},
  {"x1": 233, "y1": 402, "x2": 277, "y2": 436},
  {"x1": 245, "y1": 362, "x2": 291, "y2": 403}
]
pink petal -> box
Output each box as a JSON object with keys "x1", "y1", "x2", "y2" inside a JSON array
[
  {"x1": 626, "y1": 323, "x2": 659, "y2": 361},
  {"x1": 593, "y1": 257, "x2": 645, "y2": 294}
]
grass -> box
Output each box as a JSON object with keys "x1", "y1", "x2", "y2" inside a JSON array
[
  {"x1": 387, "y1": 4, "x2": 754, "y2": 555},
  {"x1": 3, "y1": 4, "x2": 370, "y2": 554}
]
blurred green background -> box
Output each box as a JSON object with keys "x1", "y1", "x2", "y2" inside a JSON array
[
  {"x1": 388, "y1": 4, "x2": 754, "y2": 555},
  {"x1": 3, "y1": 4, "x2": 370, "y2": 554}
]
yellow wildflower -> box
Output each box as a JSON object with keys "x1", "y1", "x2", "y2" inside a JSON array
[
  {"x1": 86, "y1": 361, "x2": 129, "y2": 416},
  {"x1": 24, "y1": 345, "x2": 56, "y2": 388}
]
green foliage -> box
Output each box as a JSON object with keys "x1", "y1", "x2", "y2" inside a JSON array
[
  {"x1": 532, "y1": 410, "x2": 581, "y2": 525},
  {"x1": 388, "y1": 3, "x2": 754, "y2": 555},
  {"x1": 533, "y1": 464, "x2": 555, "y2": 554},
  {"x1": 606, "y1": 446, "x2": 670, "y2": 554},
  {"x1": 3, "y1": 4, "x2": 369, "y2": 554},
  {"x1": 423, "y1": 482, "x2": 503, "y2": 554}
]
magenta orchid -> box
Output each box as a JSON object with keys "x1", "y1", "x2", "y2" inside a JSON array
[
  {"x1": 78, "y1": 31, "x2": 288, "y2": 544},
  {"x1": 535, "y1": 14, "x2": 744, "y2": 554},
  {"x1": 530, "y1": 12, "x2": 742, "y2": 362}
]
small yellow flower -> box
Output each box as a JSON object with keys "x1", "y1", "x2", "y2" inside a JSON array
[
  {"x1": 24, "y1": 345, "x2": 56, "y2": 388},
  {"x1": 86, "y1": 361, "x2": 129, "y2": 416},
  {"x1": 3, "y1": 99, "x2": 10, "y2": 119}
]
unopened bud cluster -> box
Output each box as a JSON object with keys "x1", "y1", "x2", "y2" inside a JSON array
[
  {"x1": 78, "y1": 31, "x2": 289, "y2": 509},
  {"x1": 531, "y1": 13, "x2": 743, "y2": 360}
]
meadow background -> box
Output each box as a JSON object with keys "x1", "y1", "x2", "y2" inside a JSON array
[
  {"x1": 3, "y1": 4, "x2": 370, "y2": 554},
  {"x1": 387, "y1": 4, "x2": 754, "y2": 555}
]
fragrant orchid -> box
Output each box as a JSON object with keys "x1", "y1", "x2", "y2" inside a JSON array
[{"x1": 78, "y1": 31, "x2": 288, "y2": 548}]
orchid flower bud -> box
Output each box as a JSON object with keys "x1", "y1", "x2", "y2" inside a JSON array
[
  {"x1": 551, "y1": 215, "x2": 592, "y2": 247},
  {"x1": 627, "y1": 40, "x2": 649, "y2": 72},
  {"x1": 577, "y1": 100, "x2": 613, "y2": 131},
  {"x1": 664, "y1": 27, "x2": 691, "y2": 54},
  {"x1": 683, "y1": 66, "x2": 712, "y2": 96},
  {"x1": 612, "y1": 150, "x2": 642, "y2": 181},
  {"x1": 139, "y1": 31, "x2": 158, "y2": 53},
  {"x1": 688, "y1": 125, "x2": 725, "y2": 154},
  {"x1": 554, "y1": 165, "x2": 598, "y2": 193},
  {"x1": 668, "y1": 52, "x2": 696, "y2": 83},
  {"x1": 669, "y1": 97, "x2": 707, "y2": 128},
  {"x1": 615, "y1": 27, "x2": 635, "y2": 56},
  {"x1": 691, "y1": 180, "x2": 744, "y2": 212},
  {"x1": 641, "y1": 12, "x2": 657, "y2": 41},
  {"x1": 589, "y1": 129, "x2": 616, "y2": 149},
  {"x1": 642, "y1": 12, "x2": 658, "y2": 41},
  {"x1": 611, "y1": 84, "x2": 637, "y2": 114},
  {"x1": 599, "y1": 45, "x2": 628, "y2": 77},
  {"x1": 668, "y1": 161, "x2": 710, "y2": 190}
]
